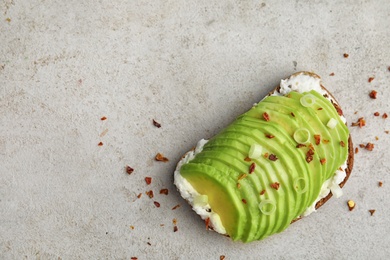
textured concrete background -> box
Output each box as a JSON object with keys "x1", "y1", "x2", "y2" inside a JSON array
[{"x1": 1, "y1": 0, "x2": 389, "y2": 259}]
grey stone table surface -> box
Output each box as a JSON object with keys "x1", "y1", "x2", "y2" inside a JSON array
[{"x1": 1, "y1": 0, "x2": 389, "y2": 259}]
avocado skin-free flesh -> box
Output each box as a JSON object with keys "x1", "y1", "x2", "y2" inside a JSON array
[{"x1": 180, "y1": 90, "x2": 349, "y2": 242}]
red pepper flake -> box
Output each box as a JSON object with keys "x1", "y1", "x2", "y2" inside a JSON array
[
  {"x1": 155, "y1": 153, "x2": 169, "y2": 162},
  {"x1": 263, "y1": 112, "x2": 270, "y2": 121},
  {"x1": 145, "y1": 177, "x2": 152, "y2": 185},
  {"x1": 382, "y1": 113, "x2": 388, "y2": 119},
  {"x1": 160, "y1": 189, "x2": 169, "y2": 195},
  {"x1": 385, "y1": 131, "x2": 389, "y2": 134},
  {"x1": 314, "y1": 134, "x2": 321, "y2": 145},
  {"x1": 131, "y1": 257, "x2": 138, "y2": 260},
  {"x1": 320, "y1": 158, "x2": 326, "y2": 165},
  {"x1": 100, "y1": 116, "x2": 107, "y2": 121},
  {"x1": 265, "y1": 133, "x2": 275, "y2": 139},
  {"x1": 153, "y1": 119, "x2": 161, "y2": 128},
  {"x1": 242, "y1": 199, "x2": 247, "y2": 204},
  {"x1": 153, "y1": 201, "x2": 160, "y2": 207},
  {"x1": 125, "y1": 166, "x2": 134, "y2": 174},
  {"x1": 329, "y1": 72, "x2": 335, "y2": 76},
  {"x1": 340, "y1": 141, "x2": 345, "y2": 147},
  {"x1": 351, "y1": 117, "x2": 366, "y2": 128},
  {"x1": 205, "y1": 218, "x2": 210, "y2": 230},
  {"x1": 369, "y1": 90, "x2": 377, "y2": 99},
  {"x1": 296, "y1": 144, "x2": 306, "y2": 148},
  {"x1": 249, "y1": 163, "x2": 256, "y2": 174},
  {"x1": 379, "y1": 181, "x2": 383, "y2": 187},
  {"x1": 98, "y1": 142, "x2": 103, "y2": 146},
  {"x1": 317, "y1": 107, "x2": 323, "y2": 110},
  {"x1": 290, "y1": 112, "x2": 295, "y2": 117},
  {"x1": 270, "y1": 182, "x2": 280, "y2": 190},
  {"x1": 146, "y1": 190, "x2": 154, "y2": 199},
  {"x1": 220, "y1": 256, "x2": 226, "y2": 260},
  {"x1": 244, "y1": 156, "x2": 251, "y2": 162},
  {"x1": 368, "y1": 77, "x2": 375, "y2": 83},
  {"x1": 343, "y1": 53, "x2": 349, "y2": 58},
  {"x1": 323, "y1": 139, "x2": 330, "y2": 144},
  {"x1": 359, "y1": 144, "x2": 365, "y2": 148},
  {"x1": 136, "y1": 193, "x2": 142, "y2": 199},
  {"x1": 260, "y1": 189, "x2": 266, "y2": 195},
  {"x1": 355, "y1": 147, "x2": 359, "y2": 154},
  {"x1": 173, "y1": 226, "x2": 178, "y2": 232},
  {"x1": 263, "y1": 152, "x2": 269, "y2": 158},
  {"x1": 374, "y1": 112, "x2": 380, "y2": 116},
  {"x1": 306, "y1": 149, "x2": 314, "y2": 163},
  {"x1": 368, "y1": 209, "x2": 376, "y2": 216},
  {"x1": 172, "y1": 204, "x2": 180, "y2": 210},
  {"x1": 269, "y1": 154, "x2": 278, "y2": 161},
  {"x1": 365, "y1": 142, "x2": 374, "y2": 151}
]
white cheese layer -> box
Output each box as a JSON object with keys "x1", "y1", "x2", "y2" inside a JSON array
[{"x1": 174, "y1": 71, "x2": 349, "y2": 234}]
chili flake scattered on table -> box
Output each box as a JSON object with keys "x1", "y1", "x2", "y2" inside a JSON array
[
  {"x1": 160, "y1": 189, "x2": 169, "y2": 195},
  {"x1": 369, "y1": 90, "x2": 377, "y2": 99},
  {"x1": 351, "y1": 117, "x2": 366, "y2": 128},
  {"x1": 131, "y1": 257, "x2": 138, "y2": 260},
  {"x1": 153, "y1": 201, "x2": 160, "y2": 207},
  {"x1": 146, "y1": 190, "x2": 154, "y2": 199},
  {"x1": 374, "y1": 112, "x2": 380, "y2": 116},
  {"x1": 378, "y1": 181, "x2": 383, "y2": 187},
  {"x1": 145, "y1": 177, "x2": 152, "y2": 185},
  {"x1": 130, "y1": 225, "x2": 134, "y2": 230},
  {"x1": 173, "y1": 226, "x2": 178, "y2": 232},
  {"x1": 100, "y1": 116, "x2": 107, "y2": 121},
  {"x1": 329, "y1": 72, "x2": 335, "y2": 76},
  {"x1": 155, "y1": 153, "x2": 169, "y2": 162},
  {"x1": 98, "y1": 142, "x2": 103, "y2": 146},
  {"x1": 172, "y1": 204, "x2": 181, "y2": 210},
  {"x1": 220, "y1": 256, "x2": 226, "y2": 260},
  {"x1": 368, "y1": 77, "x2": 375, "y2": 83},
  {"x1": 368, "y1": 209, "x2": 376, "y2": 216},
  {"x1": 137, "y1": 193, "x2": 142, "y2": 199},
  {"x1": 355, "y1": 147, "x2": 359, "y2": 154},
  {"x1": 382, "y1": 113, "x2": 388, "y2": 119},
  {"x1": 153, "y1": 119, "x2": 161, "y2": 128},
  {"x1": 126, "y1": 166, "x2": 134, "y2": 175},
  {"x1": 365, "y1": 143, "x2": 374, "y2": 151},
  {"x1": 343, "y1": 53, "x2": 349, "y2": 58}
]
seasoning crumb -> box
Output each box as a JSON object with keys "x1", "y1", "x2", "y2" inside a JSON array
[
  {"x1": 265, "y1": 133, "x2": 275, "y2": 139},
  {"x1": 382, "y1": 113, "x2": 388, "y2": 119},
  {"x1": 385, "y1": 131, "x2": 389, "y2": 134},
  {"x1": 173, "y1": 218, "x2": 177, "y2": 225},
  {"x1": 343, "y1": 53, "x2": 349, "y2": 58},
  {"x1": 368, "y1": 77, "x2": 375, "y2": 83},
  {"x1": 244, "y1": 156, "x2": 251, "y2": 162},
  {"x1": 153, "y1": 201, "x2": 161, "y2": 208},
  {"x1": 351, "y1": 117, "x2": 366, "y2": 128},
  {"x1": 147, "y1": 242, "x2": 151, "y2": 246},
  {"x1": 126, "y1": 166, "x2": 134, "y2": 175},
  {"x1": 146, "y1": 190, "x2": 154, "y2": 199},
  {"x1": 242, "y1": 199, "x2": 247, "y2": 204},
  {"x1": 137, "y1": 193, "x2": 142, "y2": 199},
  {"x1": 262, "y1": 112, "x2": 270, "y2": 121},
  {"x1": 131, "y1": 257, "x2": 138, "y2": 260},
  {"x1": 145, "y1": 177, "x2": 152, "y2": 185},
  {"x1": 249, "y1": 163, "x2": 256, "y2": 174},
  {"x1": 368, "y1": 209, "x2": 376, "y2": 216},
  {"x1": 130, "y1": 225, "x2": 134, "y2": 230},
  {"x1": 172, "y1": 204, "x2": 180, "y2": 210},
  {"x1": 152, "y1": 119, "x2": 161, "y2": 128},
  {"x1": 260, "y1": 189, "x2": 266, "y2": 195},
  {"x1": 220, "y1": 256, "x2": 226, "y2": 260},
  {"x1": 6, "y1": 18, "x2": 11, "y2": 22},
  {"x1": 375, "y1": 136, "x2": 379, "y2": 141},
  {"x1": 347, "y1": 200, "x2": 355, "y2": 211},
  {"x1": 155, "y1": 153, "x2": 169, "y2": 162},
  {"x1": 369, "y1": 90, "x2": 377, "y2": 99},
  {"x1": 355, "y1": 147, "x2": 359, "y2": 154},
  {"x1": 365, "y1": 142, "x2": 374, "y2": 151},
  {"x1": 98, "y1": 142, "x2": 103, "y2": 146},
  {"x1": 329, "y1": 72, "x2": 335, "y2": 76},
  {"x1": 291, "y1": 112, "x2": 295, "y2": 117},
  {"x1": 269, "y1": 154, "x2": 278, "y2": 161},
  {"x1": 160, "y1": 189, "x2": 169, "y2": 195},
  {"x1": 314, "y1": 134, "x2": 321, "y2": 145},
  {"x1": 100, "y1": 116, "x2": 107, "y2": 121},
  {"x1": 374, "y1": 112, "x2": 380, "y2": 116},
  {"x1": 173, "y1": 226, "x2": 178, "y2": 232},
  {"x1": 270, "y1": 182, "x2": 280, "y2": 190},
  {"x1": 379, "y1": 181, "x2": 383, "y2": 187},
  {"x1": 320, "y1": 158, "x2": 327, "y2": 165}
]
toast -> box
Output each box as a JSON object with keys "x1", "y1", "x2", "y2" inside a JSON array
[{"x1": 174, "y1": 71, "x2": 354, "y2": 242}]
